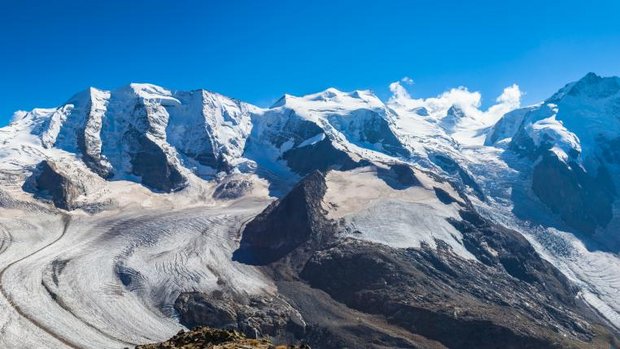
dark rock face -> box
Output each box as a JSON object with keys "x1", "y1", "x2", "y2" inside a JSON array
[
  {"x1": 265, "y1": 116, "x2": 324, "y2": 150},
  {"x1": 451, "y1": 210, "x2": 576, "y2": 302},
  {"x1": 433, "y1": 187, "x2": 457, "y2": 204},
  {"x1": 300, "y1": 236, "x2": 605, "y2": 349},
  {"x1": 23, "y1": 160, "x2": 86, "y2": 210},
  {"x1": 260, "y1": 112, "x2": 367, "y2": 176},
  {"x1": 234, "y1": 171, "x2": 336, "y2": 265},
  {"x1": 282, "y1": 138, "x2": 362, "y2": 176},
  {"x1": 172, "y1": 128, "x2": 231, "y2": 173},
  {"x1": 485, "y1": 108, "x2": 529, "y2": 146},
  {"x1": 377, "y1": 164, "x2": 422, "y2": 189},
  {"x1": 275, "y1": 281, "x2": 442, "y2": 349},
  {"x1": 175, "y1": 292, "x2": 237, "y2": 330},
  {"x1": 124, "y1": 127, "x2": 187, "y2": 193},
  {"x1": 532, "y1": 151, "x2": 615, "y2": 234},
  {"x1": 93, "y1": 100, "x2": 189, "y2": 193},
  {"x1": 188, "y1": 150, "x2": 228, "y2": 171},
  {"x1": 74, "y1": 99, "x2": 114, "y2": 179}
]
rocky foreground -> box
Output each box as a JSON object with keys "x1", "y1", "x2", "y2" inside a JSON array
[{"x1": 135, "y1": 326, "x2": 310, "y2": 349}]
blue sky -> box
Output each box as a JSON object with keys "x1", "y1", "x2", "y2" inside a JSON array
[{"x1": 1, "y1": 0, "x2": 619, "y2": 126}]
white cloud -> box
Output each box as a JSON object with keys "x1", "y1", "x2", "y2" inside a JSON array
[
  {"x1": 389, "y1": 80, "x2": 412, "y2": 101},
  {"x1": 401, "y1": 76, "x2": 414, "y2": 85},
  {"x1": 388, "y1": 78, "x2": 522, "y2": 125},
  {"x1": 486, "y1": 84, "x2": 522, "y2": 122},
  {"x1": 497, "y1": 84, "x2": 522, "y2": 105}
]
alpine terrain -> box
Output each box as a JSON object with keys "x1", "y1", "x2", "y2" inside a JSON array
[{"x1": 0, "y1": 73, "x2": 620, "y2": 348}]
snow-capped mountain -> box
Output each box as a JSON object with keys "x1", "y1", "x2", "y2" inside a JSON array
[
  {"x1": 489, "y1": 73, "x2": 620, "y2": 243},
  {"x1": 0, "y1": 74, "x2": 619, "y2": 349}
]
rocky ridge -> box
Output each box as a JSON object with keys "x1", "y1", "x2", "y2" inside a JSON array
[{"x1": 135, "y1": 326, "x2": 310, "y2": 349}]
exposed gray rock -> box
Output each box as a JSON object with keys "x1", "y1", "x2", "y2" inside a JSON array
[
  {"x1": 212, "y1": 177, "x2": 254, "y2": 200},
  {"x1": 377, "y1": 163, "x2": 422, "y2": 189},
  {"x1": 234, "y1": 171, "x2": 336, "y2": 265},
  {"x1": 23, "y1": 160, "x2": 86, "y2": 210},
  {"x1": 531, "y1": 151, "x2": 615, "y2": 235},
  {"x1": 97, "y1": 94, "x2": 189, "y2": 193},
  {"x1": 174, "y1": 291, "x2": 305, "y2": 340},
  {"x1": 233, "y1": 172, "x2": 617, "y2": 349},
  {"x1": 282, "y1": 137, "x2": 364, "y2": 176},
  {"x1": 124, "y1": 126, "x2": 188, "y2": 193},
  {"x1": 300, "y1": 236, "x2": 610, "y2": 349},
  {"x1": 276, "y1": 281, "x2": 442, "y2": 349},
  {"x1": 433, "y1": 187, "x2": 457, "y2": 204}
]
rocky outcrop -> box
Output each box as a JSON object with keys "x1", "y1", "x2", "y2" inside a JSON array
[
  {"x1": 124, "y1": 127, "x2": 188, "y2": 193},
  {"x1": 377, "y1": 163, "x2": 422, "y2": 189},
  {"x1": 282, "y1": 137, "x2": 362, "y2": 176},
  {"x1": 124, "y1": 130, "x2": 187, "y2": 192},
  {"x1": 23, "y1": 160, "x2": 86, "y2": 210},
  {"x1": 451, "y1": 209, "x2": 579, "y2": 301},
  {"x1": 174, "y1": 291, "x2": 305, "y2": 340},
  {"x1": 135, "y1": 326, "x2": 310, "y2": 349},
  {"x1": 300, "y1": 235, "x2": 612, "y2": 349},
  {"x1": 234, "y1": 171, "x2": 336, "y2": 265},
  {"x1": 499, "y1": 73, "x2": 620, "y2": 240},
  {"x1": 212, "y1": 177, "x2": 254, "y2": 200},
  {"x1": 531, "y1": 151, "x2": 615, "y2": 234},
  {"x1": 232, "y1": 172, "x2": 616, "y2": 348}
]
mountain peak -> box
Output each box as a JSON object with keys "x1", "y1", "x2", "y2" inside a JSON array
[
  {"x1": 65, "y1": 86, "x2": 109, "y2": 106},
  {"x1": 270, "y1": 94, "x2": 293, "y2": 108},
  {"x1": 321, "y1": 87, "x2": 342, "y2": 97},
  {"x1": 446, "y1": 105, "x2": 466, "y2": 118},
  {"x1": 302, "y1": 87, "x2": 349, "y2": 102},
  {"x1": 550, "y1": 73, "x2": 620, "y2": 102},
  {"x1": 580, "y1": 71, "x2": 602, "y2": 82},
  {"x1": 310, "y1": 87, "x2": 378, "y2": 102}
]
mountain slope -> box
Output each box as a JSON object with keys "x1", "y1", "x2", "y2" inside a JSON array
[{"x1": 491, "y1": 73, "x2": 620, "y2": 243}]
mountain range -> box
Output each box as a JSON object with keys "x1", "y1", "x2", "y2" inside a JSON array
[{"x1": 0, "y1": 73, "x2": 619, "y2": 348}]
